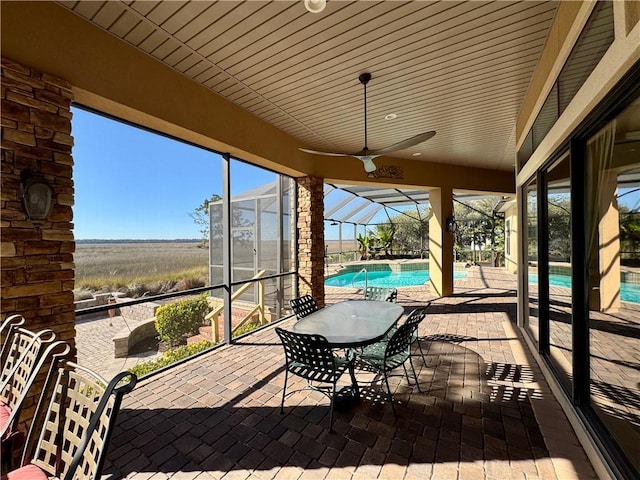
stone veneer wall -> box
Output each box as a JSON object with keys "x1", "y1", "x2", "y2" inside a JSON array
[
  {"x1": 296, "y1": 176, "x2": 325, "y2": 307},
  {"x1": 1, "y1": 57, "x2": 76, "y2": 430}
]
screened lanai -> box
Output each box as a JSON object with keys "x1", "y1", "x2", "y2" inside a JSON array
[{"x1": 324, "y1": 183, "x2": 509, "y2": 266}]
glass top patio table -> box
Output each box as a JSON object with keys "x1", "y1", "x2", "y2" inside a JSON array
[{"x1": 290, "y1": 300, "x2": 404, "y2": 348}]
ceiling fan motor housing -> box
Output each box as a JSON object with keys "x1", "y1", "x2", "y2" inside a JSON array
[{"x1": 359, "y1": 72, "x2": 371, "y2": 85}]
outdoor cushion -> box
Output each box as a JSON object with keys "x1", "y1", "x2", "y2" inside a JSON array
[
  {"x1": 0, "y1": 464, "x2": 49, "y2": 480},
  {"x1": 0, "y1": 401, "x2": 12, "y2": 440}
]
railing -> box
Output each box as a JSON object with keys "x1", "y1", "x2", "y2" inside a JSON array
[
  {"x1": 325, "y1": 249, "x2": 429, "y2": 266},
  {"x1": 205, "y1": 269, "x2": 266, "y2": 343},
  {"x1": 351, "y1": 267, "x2": 368, "y2": 290}
]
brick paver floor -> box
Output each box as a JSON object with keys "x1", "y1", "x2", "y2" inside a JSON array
[
  {"x1": 99, "y1": 266, "x2": 599, "y2": 480},
  {"x1": 76, "y1": 313, "x2": 162, "y2": 379}
]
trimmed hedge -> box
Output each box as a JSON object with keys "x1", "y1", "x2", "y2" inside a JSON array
[{"x1": 155, "y1": 294, "x2": 210, "y2": 347}]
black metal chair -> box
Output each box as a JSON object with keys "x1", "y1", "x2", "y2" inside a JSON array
[
  {"x1": 275, "y1": 327, "x2": 357, "y2": 432},
  {"x1": 357, "y1": 322, "x2": 422, "y2": 416},
  {"x1": 289, "y1": 294, "x2": 319, "y2": 320},
  {"x1": 402, "y1": 305, "x2": 430, "y2": 364},
  {"x1": 363, "y1": 286, "x2": 397, "y2": 303},
  {"x1": 8, "y1": 359, "x2": 137, "y2": 480},
  {"x1": 0, "y1": 315, "x2": 68, "y2": 471}
]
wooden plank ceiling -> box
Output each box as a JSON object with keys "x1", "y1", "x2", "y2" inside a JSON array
[{"x1": 57, "y1": 0, "x2": 559, "y2": 173}]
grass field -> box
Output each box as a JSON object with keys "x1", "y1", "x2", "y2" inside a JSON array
[
  {"x1": 75, "y1": 242, "x2": 209, "y2": 291},
  {"x1": 74, "y1": 240, "x2": 362, "y2": 295}
]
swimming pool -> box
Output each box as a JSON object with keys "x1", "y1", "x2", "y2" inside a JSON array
[
  {"x1": 325, "y1": 269, "x2": 468, "y2": 288},
  {"x1": 529, "y1": 274, "x2": 640, "y2": 304}
]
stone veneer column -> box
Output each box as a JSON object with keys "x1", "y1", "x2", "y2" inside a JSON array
[
  {"x1": 296, "y1": 176, "x2": 325, "y2": 307},
  {"x1": 1, "y1": 57, "x2": 76, "y2": 426}
]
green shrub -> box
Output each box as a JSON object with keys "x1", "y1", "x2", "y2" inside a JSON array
[
  {"x1": 128, "y1": 340, "x2": 215, "y2": 377},
  {"x1": 233, "y1": 321, "x2": 260, "y2": 338},
  {"x1": 155, "y1": 294, "x2": 211, "y2": 347}
]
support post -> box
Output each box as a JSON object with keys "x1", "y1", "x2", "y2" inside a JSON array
[
  {"x1": 296, "y1": 176, "x2": 325, "y2": 307},
  {"x1": 428, "y1": 187, "x2": 454, "y2": 297}
]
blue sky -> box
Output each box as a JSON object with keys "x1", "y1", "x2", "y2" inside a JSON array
[
  {"x1": 72, "y1": 107, "x2": 274, "y2": 240},
  {"x1": 72, "y1": 107, "x2": 639, "y2": 240}
]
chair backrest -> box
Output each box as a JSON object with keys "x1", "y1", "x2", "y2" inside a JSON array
[
  {"x1": 364, "y1": 287, "x2": 397, "y2": 303},
  {"x1": 289, "y1": 295, "x2": 319, "y2": 319},
  {"x1": 21, "y1": 359, "x2": 137, "y2": 480},
  {"x1": 275, "y1": 328, "x2": 336, "y2": 379},
  {"x1": 403, "y1": 305, "x2": 430, "y2": 330},
  {"x1": 0, "y1": 315, "x2": 63, "y2": 439},
  {"x1": 385, "y1": 323, "x2": 416, "y2": 359}
]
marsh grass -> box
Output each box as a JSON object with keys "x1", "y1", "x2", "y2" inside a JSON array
[{"x1": 75, "y1": 242, "x2": 209, "y2": 295}]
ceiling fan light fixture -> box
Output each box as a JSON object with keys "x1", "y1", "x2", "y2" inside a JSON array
[{"x1": 304, "y1": 0, "x2": 326, "y2": 13}]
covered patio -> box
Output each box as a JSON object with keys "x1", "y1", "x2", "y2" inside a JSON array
[
  {"x1": 100, "y1": 267, "x2": 597, "y2": 480},
  {"x1": 2, "y1": 1, "x2": 639, "y2": 478}
]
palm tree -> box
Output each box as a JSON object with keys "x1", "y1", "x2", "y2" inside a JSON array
[
  {"x1": 378, "y1": 228, "x2": 395, "y2": 257},
  {"x1": 357, "y1": 233, "x2": 370, "y2": 260}
]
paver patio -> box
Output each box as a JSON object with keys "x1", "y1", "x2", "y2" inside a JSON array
[{"x1": 88, "y1": 266, "x2": 598, "y2": 479}]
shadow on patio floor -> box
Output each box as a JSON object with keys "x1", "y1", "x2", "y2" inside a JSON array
[{"x1": 103, "y1": 267, "x2": 596, "y2": 480}]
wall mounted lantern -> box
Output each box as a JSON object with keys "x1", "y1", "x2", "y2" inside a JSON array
[
  {"x1": 445, "y1": 216, "x2": 457, "y2": 233},
  {"x1": 21, "y1": 174, "x2": 54, "y2": 222}
]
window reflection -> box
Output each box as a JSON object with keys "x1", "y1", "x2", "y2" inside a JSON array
[
  {"x1": 546, "y1": 154, "x2": 572, "y2": 391},
  {"x1": 587, "y1": 98, "x2": 640, "y2": 473},
  {"x1": 526, "y1": 181, "x2": 539, "y2": 341}
]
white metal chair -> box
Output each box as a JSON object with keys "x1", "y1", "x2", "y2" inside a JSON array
[
  {"x1": 7, "y1": 359, "x2": 137, "y2": 480},
  {"x1": 363, "y1": 286, "x2": 397, "y2": 303},
  {"x1": 0, "y1": 315, "x2": 67, "y2": 471}
]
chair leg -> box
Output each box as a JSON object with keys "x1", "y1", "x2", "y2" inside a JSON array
[
  {"x1": 415, "y1": 339, "x2": 427, "y2": 365},
  {"x1": 402, "y1": 363, "x2": 412, "y2": 385},
  {"x1": 329, "y1": 382, "x2": 336, "y2": 432},
  {"x1": 280, "y1": 370, "x2": 288, "y2": 414},
  {"x1": 383, "y1": 371, "x2": 397, "y2": 416},
  {"x1": 348, "y1": 362, "x2": 360, "y2": 399},
  {"x1": 408, "y1": 355, "x2": 422, "y2": 393}
]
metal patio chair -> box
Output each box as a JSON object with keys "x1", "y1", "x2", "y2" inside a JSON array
[
  {"x1": 363, "y1": 286, "x2": 397, "y2": 303},
  {"x1": 7, "y1": 359, "x2": 137, "y2": 480},
  {"x1": 357, "y1": 322, "x2": 422, "y2": 416},
  {"x1": 0, "y1": 315, "x2": 68, "y2": 471},
  {"x1": 402, "y1": 305, "x2": 430, "y2": 364},
  {"x1": 275, "y1": 327, "x2": 357, "y2": 432},
  {"x1": 289, "y1": 294, "x2": 319, "y2": 320}
]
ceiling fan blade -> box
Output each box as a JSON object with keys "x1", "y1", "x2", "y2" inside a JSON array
[
  {"x1": 300, "y1": 147, "x2": 378, "y2": 172},
  {"x1": 299, "y1": 147, "x2": 351, "y2": 157},
  {"x1": 368, "y1": 131, "x2": 436, "y2": 156},
  {"x1": 356, "y1": 157, "x2": 377, "y2": 173}
]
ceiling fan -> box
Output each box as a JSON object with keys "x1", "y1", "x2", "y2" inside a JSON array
[{"x1": 299, "y1": 72, "x2": 436, "y2": 173}]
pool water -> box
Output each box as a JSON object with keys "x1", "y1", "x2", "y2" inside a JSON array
[
  {"x1": 529, "y1": 274, "x2": 640, "y2": 304},
  {"x1": 325, "y1": 269, "x2": 468, "y2": 288}
]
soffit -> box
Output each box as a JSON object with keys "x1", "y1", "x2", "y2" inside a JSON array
[{"x1": 57, "y1": 0, "x2": 558, "y2": 173}]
